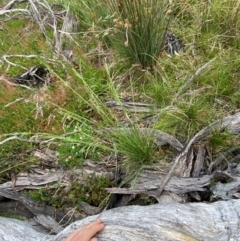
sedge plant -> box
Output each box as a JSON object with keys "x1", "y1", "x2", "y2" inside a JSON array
[
  {"x1": 106, "y1": 0, "x2": 175, "y2": 68},
  {"x1": 74, "y1": 0, "x2": 175, "y2": 68}
]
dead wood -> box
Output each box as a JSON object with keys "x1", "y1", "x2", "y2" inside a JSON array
[
  {"x1": 0, "y1": 158, "x2": 114, "y2": 191},
  {"x1": 0, "y1": 4, "x2": 29, "y2": 16},
  {"x1": 0, "y1": 169, "x2": 66, "y2": 190},
  {"x1": 208, "y1": 146, "x2": 240, "y2": 173},
  {"x1": 103, "y1": 113, "x2": 240, "y2": 204},
  {"x1": 78, "y1": 201, "x2": 101, "y2": 216},
  {"x1": 140, "y1": 128, "x2": 183, "y2": 151},
  {"x1": 0, "y1": 200, "x2": 33, "y2": 218},
  {"x1": 156, "y1": 112, "x2": 240, "y2": 197},
  {"x1": 106, "y1": 168, "x2": 240, "y2": 203},
  {"x1": 0, "y1": 216, "x2": 48, "y2": 241},
  {"x1": 175, "y1": 57, "x2": 216, "y2": 98},
  {"x1": 0, "y1": 158, "x2": 114, "y2": 230},
  {"x1": 106, "y1": 172, "x2": 212, "y2": 195},
  {"x1": 0, "y1": 0, "x2": 27, "y2": 11},
  {"x1": 105, "y1": 100, "x2": 161, "y2": 113},
  {"x1": 50, "y1": 199, "x2": 240, "y2": 241},
  {"x1": 211, "y1": 177, "x2": 240, "y2": 200},
  {"x1": 192, "y1": 146, "x2": 206, "y2": 177},
  {"x1": 0, "y1": 188, "x2": 68, "y2": 233},
  {"x1": 1, "y1": 199, "x2": 240, "y2": 241}
]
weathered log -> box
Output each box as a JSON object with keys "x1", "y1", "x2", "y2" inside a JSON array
[
  {"x1": 211, "y1": 179, "x2": 240, "y2": 200},
  {"x1": 106, "y1": 173, "x2": 212, "y2": 195},
  {"x1": 0, "y1": 200, "x2": 33, "y2": 218},
  {"x1": 0, "y1": 158, "x2": 114, "y2": 231},
  {"x1": 0, "y1": 216, "x2": 48, "y2": 241},
  {"x1": 0, "y1": 170, "x2": 66, "y2": 190},
  {"x1": 192, "y1": 146, "x2": 206, "y2": 177},
  {"x1": 0, "y1": 188, "x2": 69, "y2": 233},
  {"x1": 0, "y1": 159, "x2": 114, "y2": 191},
  {"x1": 0, "y1": 199, "x2": 240, "y2": 241},
  {"x1": 208, "y1": 146, "x2": 240, "y2": 173}
]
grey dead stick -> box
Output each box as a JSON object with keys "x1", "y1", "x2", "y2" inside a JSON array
[
  {"x1": 155, "y1": 112, "x2": 240, "y2": 198},
  {"x1": 174, "y1": 57, "x2": 216, "y2": 100},
  {"x1": 0, "y1": 188, "x2": 66, "y2": 233}
]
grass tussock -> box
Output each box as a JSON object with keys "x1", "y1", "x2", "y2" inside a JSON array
[
  {"x1": 111, "y1": 127, "x2": 155, "y2": 172},
  {"x1": 106, "y1": 0, "x2": 174, "y2": 68}
]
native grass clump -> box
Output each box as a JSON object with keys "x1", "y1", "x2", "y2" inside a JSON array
[
  {"x1": 106, "y1": 0, "x2": 174, "y2": 68},
  {"x1": 71, "y1": 0, "x2": 175, "y2": 68},
  {"x1": 110, "y1": 127, "x2": 155, "y2": 172},
  {"x1": 0, "y1": 0, "x2": 240, "y2": 213}
]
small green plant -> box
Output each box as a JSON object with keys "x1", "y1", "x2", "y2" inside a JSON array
[
  {"x1": 143, "y1": 74, "x2": 173, "y2": 106},
  {"x1": 56, "y1": 121, "x2": 106, "y2": 169},
  {"x1": 111, "y1": 127, "x2": 155, "y2": 172},
  {"x1": 155, "y1": 98, "x2": 215, "y2": 141},
  {"x1": 208, "y1": 131, "x2": 237, "y2": 150},
  {"x1": 68, "y1": 175, "x2": 111, "y2": 207},
  {"x1": 27, "y1": 183, "x2": 64, "y2": 208},
  {"x1": 27, "y1": 174, "x2": 112, "y2": 208}
]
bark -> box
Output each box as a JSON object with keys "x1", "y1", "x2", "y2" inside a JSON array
[
  {"x1": 106, "y1": 172, "x2": 212, "y2": 195},
  {"x1": 1, "y1": 199, "x2": 240, "y2": 241},
  {"x1": 156, "y1": 112, "x2": 240, "y2": 197},
  {"x1": 0, "y1": 216, "x2": 48, "y2": 241},
  {"x1": 0, "y1": 158, "x2": 114, "y2": 191},
  {"x1": 0, "y1": 188, "x2": 68, "y2": 233}
]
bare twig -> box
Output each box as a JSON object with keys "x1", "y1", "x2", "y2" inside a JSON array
[
  {"x1": 1, "y1": 54, "x2": 56, "y2": 73},
  {"x1": 0, "y1": 136, "x2": 34, "y2": 145},
  {"x1": 1, "y1": 54, "x2": 37, "y2": 71},
  {"x1": 40, "y1": 0, "x2": 61, "y2": 53},
  {"x1": 174, "y1": 57, "x2": 216, "y2": 99},
  {"x1": 0, "y1": 8, "x2": 29, "y2": 15},
  {"x1": 4, "y1": 97, "x2": 25, "y2": 107},
  {"x1": 0, "y1": 75, "x2": 33, "y2": 90},
  {"x1": 0, "y1": 0, "x2": 27, "y2": 11},
  {"x1": 105, "y1": 100, "x2": 161, "y2": 113},
  {"x1": 28, "y1": 0, "x2": 48, "y2": 39},
  {"x1": 33, "y1": 93, "x2": 44, "y2": 118}
]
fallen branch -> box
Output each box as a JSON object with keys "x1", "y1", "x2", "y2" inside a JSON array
[
  {"x1": 0, "y1": 135, "x2": 42, "y2": 145},
  {"x1": 0, "y1": 188, "x2": 68, "y2": 233},
  {"x1": 175, "y1": 57, "x2": 216, "y2": 98},
  {"x1": 1, "y1": 54, "x2": 55, "y2": 72},
  {"x1": 106, "y1": 174, "x2": 212, "y2": 195},
  {"x1": 0, "y1": 0, "x2": 27, "y2": 11},
  {"x1": 105, "y1": 100, "x2": 161, "y2": 113},
  {"x1": 0, "y1": 8, "x2": 29, "y2": 15},
  {"x1": 156, "y1": 112, "x2": 240, "y2": 197}
]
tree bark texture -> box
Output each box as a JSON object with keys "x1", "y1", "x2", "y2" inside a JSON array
[{"x1": 1, "y1": 199, "x2": 240, "y2": 241}]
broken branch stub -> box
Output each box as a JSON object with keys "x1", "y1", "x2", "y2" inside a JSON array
[{"x1": 156, "y1": 112, "x2": 240, "y2": 197}]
